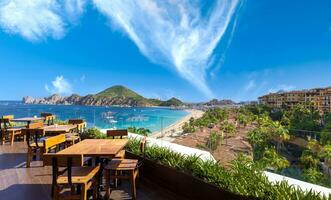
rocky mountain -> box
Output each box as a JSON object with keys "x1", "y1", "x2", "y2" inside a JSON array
[{"x1": 22, "y1": 85, "x2": 184, "y2": 107}]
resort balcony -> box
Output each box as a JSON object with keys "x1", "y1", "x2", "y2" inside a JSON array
[
  {"x1": 0, "y1": 142, "x2": 190, "y2": 200},
  {"x1": 0, "y1": 139, "x2": 249, "y2": 200}
]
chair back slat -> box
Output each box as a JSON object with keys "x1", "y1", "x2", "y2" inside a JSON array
[
  {"x1": 68, "y1": 119, "x2": 86, "y2": 133},
  {"x1": 2, "y1": 115, "x2": 14, "y2": 120},
  {"x1": 41, "y1": 113, "x2": 54, "y2": 117},
  {"x1": 28, "y1": 121, "x2": 44, "y2": 129},
  {"x1": 44, "y1": 134, "x2": 66, "y2": 151},
  {"x1": 44, "y1": 115, "x2": 55, "y2": 122},
  {"x1": 41, "y1": 113, "x2": 55, "y2": 125},
  {"x1": 68, "y1": 119, "x2": 84, "y2": 124},
  {"x1": 43, "y1": 153, "x2": 84, "y2": 167},
  {"x1": 107, "y1": 129, "x2": 128, "y2": 139}
]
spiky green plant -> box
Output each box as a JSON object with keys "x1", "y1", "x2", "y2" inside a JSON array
[
  {"x1": 126, "y1": 138, "x2": 331, "y2": 200},
  {"x1": 206, "y1": 131, "x2": 221, "y2": 151}
]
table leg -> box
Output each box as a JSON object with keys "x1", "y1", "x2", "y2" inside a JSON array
[
  {"x1": 95, "y1": 157, "x2": 104, "y2": 199},
  {"x1": 104, "y1": 169, "x2": 111, "y2": 200}
]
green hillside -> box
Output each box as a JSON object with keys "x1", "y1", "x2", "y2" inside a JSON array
[
  {"x1": 159, "y1": 98, "x2": 184, "y2": 107},
  {"x1": 91, "y1": 85, "x2": 184, "y2": 106},
  {"x1": 94, "y1": 85, "x2": 144, "y2": 99}
]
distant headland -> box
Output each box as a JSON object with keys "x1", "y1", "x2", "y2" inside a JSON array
[{"x1": 22, "y1": 85, "x2": 241, "y2": 107}]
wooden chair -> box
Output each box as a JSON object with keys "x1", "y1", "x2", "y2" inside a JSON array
[
  {"x1": 23, "y1": 123, "x2": 65, "y2": 168},
  {"x1": 0, "y1": 116, "x2": 25, "y2": 145},
  {"x1": 41, "y1": 113, "x2": 55, "y2": 126},
  {"x1": 107, "y1": 130, "x2": 128, "y2": 159},
  {"x1": 23, "y1": 127, "x2": 46, "y2": 168},
  {"x1": 66, "y1": 119, "x2": 87, "y2": 146},
  {"x1": 104, "y1": 137, "x2": 146, "y2": 200},
  {"x1": 44, "y1": 154, "x2": 100, "y2": 200},
  {"x1": 106, "y1": 129, "x2": 128, "y2": 139}
]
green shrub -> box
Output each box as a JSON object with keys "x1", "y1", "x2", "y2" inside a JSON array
[
  {"x1": 53, "y1": 119, "x2": 69, "y2": 125},
  {"x1": 182, "y1": 122, "x2": 196, "y2": 133},
  {"x1": 302, "y1": 168, "x2": 324, "y2": 185},
  {"x1": 128, "y1": 127, "x2": 151, "y2": 136},
  {"x1": 220, "y1": 121, "x2": 236, "y2": 136},
  {"x1": 259, "y1": 148, "x2": 289, "y2": 171},
  {"x1": 126, "y1": 138, "x2": 331, "y2": 200},
  {"x1": 81, "y1": 128, "x2": 106, "y2": 139}
]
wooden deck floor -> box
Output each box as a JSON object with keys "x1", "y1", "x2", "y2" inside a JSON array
[{"x1": 0, "y1": 142, "x2": 187, "y2": 200}]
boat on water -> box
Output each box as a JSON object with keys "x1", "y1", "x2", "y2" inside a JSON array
[
  {"x1": 127, "y1": 115, "x2": 149, "y2": 122},
  {"x1": 101, "y1": 111, "x2": 118, "y2": 124}
]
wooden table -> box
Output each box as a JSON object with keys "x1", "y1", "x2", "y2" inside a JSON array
[
  {"x1": 56, "y1": 139, "x2": 128, "y2": 199},
  {"x1": 56, "y1": 139, "x2": 128, "y2": 157},
  {"x1": 12, "y1": 117, "x2": 44, "y2": 126},
  {"x1": 44, "y1": 124, "x2": 77, "y2": 135}
]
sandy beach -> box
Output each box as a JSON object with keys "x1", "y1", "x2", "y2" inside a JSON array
[{"x1": 150, "y1": 109, "x2": 204, "y2": 140}]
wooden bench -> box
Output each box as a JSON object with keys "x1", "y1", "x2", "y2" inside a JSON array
[
  {"x1": 23, "y1": 123, "x2": 66, "y2": 168},
  {"x1": 43, "y1": 153, "x2": 100, "y2": 200},
  {"x1": 43, "y1": 134, "x2": 66, "y2": 155}
]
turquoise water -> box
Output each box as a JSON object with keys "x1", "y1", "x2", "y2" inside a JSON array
[{"x1": 0, "y1": 101, "x2": 188, "y2": 132}]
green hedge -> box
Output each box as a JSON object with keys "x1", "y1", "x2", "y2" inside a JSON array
[
  {"x1": 81, "y1": 128, "x2": 107, "y2": 139},
  {"x1": 126, "y1": 138, "x2": 330, "y2": 200}
]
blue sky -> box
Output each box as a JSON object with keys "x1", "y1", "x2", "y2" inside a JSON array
[{"x1": 1, "y1": 0, "x2": 331, "y2": 102}]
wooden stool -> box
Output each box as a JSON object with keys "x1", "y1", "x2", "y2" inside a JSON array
[
  {"x1": 104, "y1": 159, "x2": 139, "y2": 200},
  {"x1": 104, "y1": 137, "x2": 146, "y2": 200}
]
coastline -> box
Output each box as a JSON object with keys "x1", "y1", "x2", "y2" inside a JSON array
[{"x1": 150, "y1": 109, "x2": 204, "y2": 140}]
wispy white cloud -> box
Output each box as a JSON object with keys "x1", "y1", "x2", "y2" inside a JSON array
[
  {"x1": 0, "y1": 0, "x2": 86, "y2": 41},
  {"x1": 45, "y1": 75, "x2": 73, "y2": 95},
  {"x1": 64, "y1": 0, "x2": 86, "y2": 23},
  {"x1": 80, "y1": 74, "x2": 86, "y2": 82},
  {"x1": 268, "y1": 84, "x2": 296, "y2": 93},
  {"x1": 93, "y1": 0, "x2": 240, "y2": 98},
  {"x1": 244, "y1": 79, "x2": 256, "y2": 91},
  {"x1": 0, "y1": 0, "x2": 240, "y2": 97}
]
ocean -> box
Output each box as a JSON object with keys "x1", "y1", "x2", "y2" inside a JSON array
[{"x1": 0, "y1": 101, "x2": 188, "y2": 133}]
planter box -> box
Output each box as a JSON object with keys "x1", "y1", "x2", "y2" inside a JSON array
[{"x1": 126, "y1": 151, "x2": 255, "y2": 200}]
